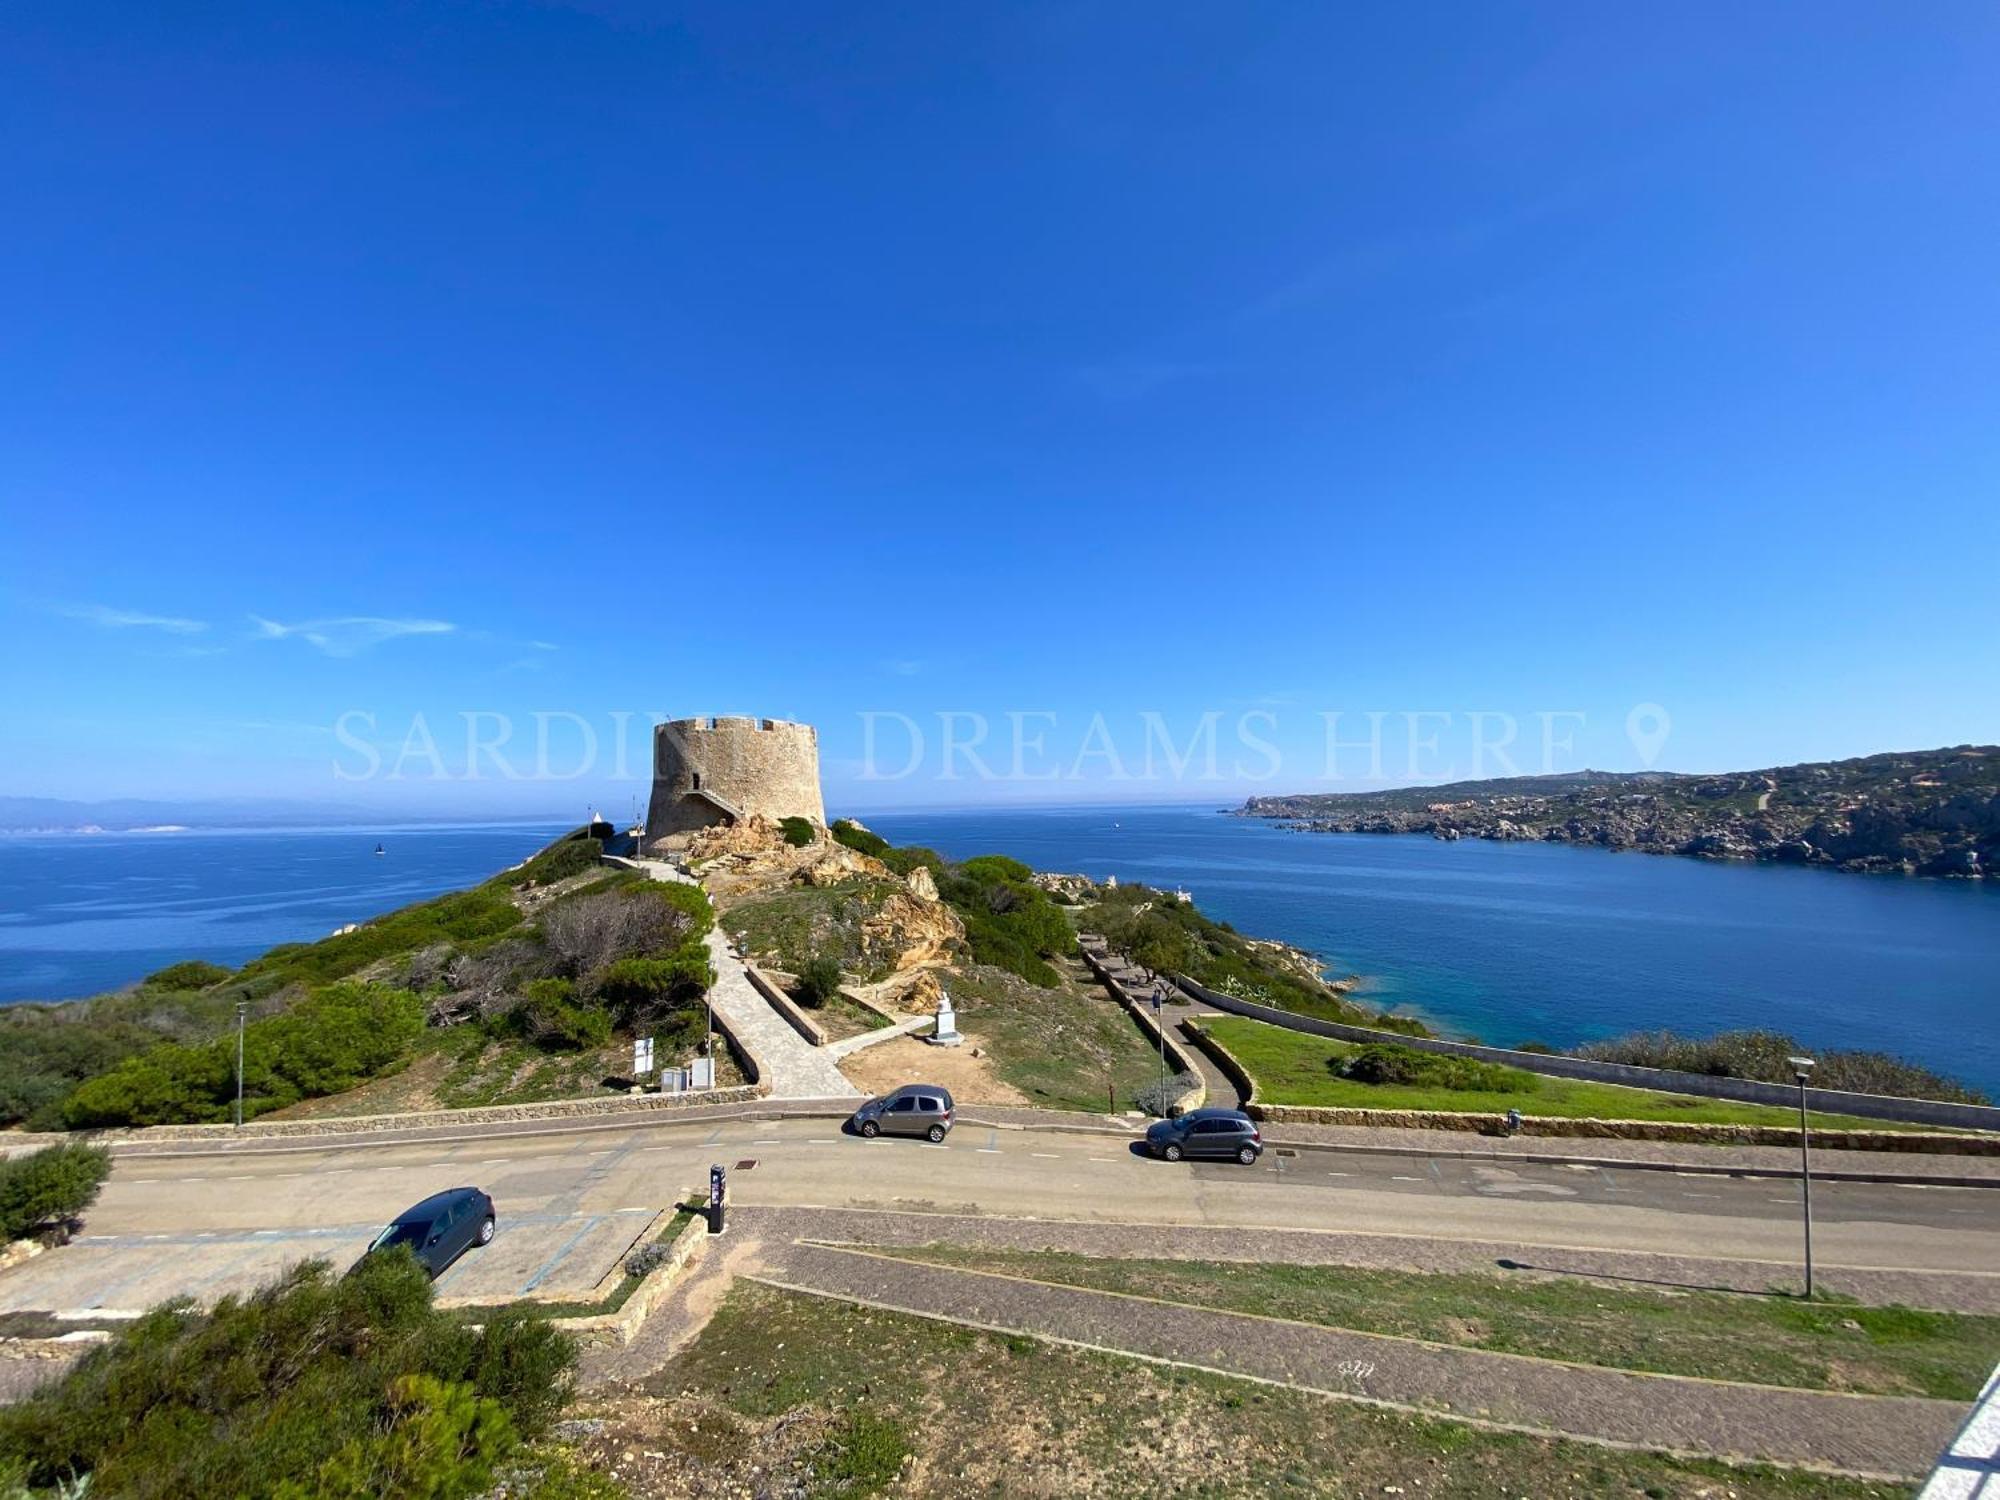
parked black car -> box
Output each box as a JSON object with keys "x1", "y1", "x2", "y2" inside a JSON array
[
  {"x1": 1143, "y1": 1108, "x2": 1263, "y2": 1164},
  {"x1": 361, "y1": 1187, "x2": 496, "y2": 1277}
]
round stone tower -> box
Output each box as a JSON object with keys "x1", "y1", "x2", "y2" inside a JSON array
[{"x1": 644, "y1": 716, "x2": 825, "y2": 843}]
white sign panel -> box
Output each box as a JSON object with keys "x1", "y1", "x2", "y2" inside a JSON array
[{"x1": 633, "y1": 1037, "x2": 655, "y2": 1076}]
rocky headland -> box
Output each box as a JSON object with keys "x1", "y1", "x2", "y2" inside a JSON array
[{"x1": 1237, "y1": 745, "x2": 2000, "y2": 878}]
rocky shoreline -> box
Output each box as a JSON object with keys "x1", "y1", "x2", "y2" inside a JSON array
[{"x1": 1238, "y1": 746, "x2": 1998, "y2": 879}]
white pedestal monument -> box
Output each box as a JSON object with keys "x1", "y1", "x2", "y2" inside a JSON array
[{"x1": 927, "y1": 988, "x2": 965, "y2": 1047}]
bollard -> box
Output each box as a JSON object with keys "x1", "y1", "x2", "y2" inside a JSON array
[{"x1": 707, "y1": 1162, "x2": 727, "y2": 1235}]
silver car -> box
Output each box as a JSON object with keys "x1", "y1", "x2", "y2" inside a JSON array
[{"x1": 851, "y1": 1084, "x2": 956, "y2": 1142}]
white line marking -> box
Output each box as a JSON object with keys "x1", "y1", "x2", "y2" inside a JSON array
[
  {"x1": 808, "y1": 1138, "x2": 840, "y2": 1144},
  {"x1": 481, "y1": 1158, "x2": 511, "y2": 1165},
  {"x1": 978, "y1": 1148, "x2": 1001, "y2": 1154},
  {"x1": 254, "y1": 1230, "x2": 282, "y2": 1236},
  {"x1": 1031, "y1": 1152, "x2": 1060, "y2": 1159},
  {"x1": 1391, "y1": 1175, "x2": 1424, "y2": 1182},
  {"x1": 1325, "y1": 1171, "x2": 1351, "y2": 1177},
  {"x1": 1090, "y1": 1158, "x2": 1117, "y2": 1164},
  {"x1": 752, "y1": 1139, "x2": 782, "y2": 1145}
]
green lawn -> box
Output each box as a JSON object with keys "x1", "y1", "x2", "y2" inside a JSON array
[
  {"x1": 615, "y1": 1279, "x2": 1904, "y2": 1499},
  {"x1": 1202, "y1": 1015, "x2": 1915, "y2": 1130},
  {"x1": 871, "y1": 1246, "x2": 1999, "y2": 1400}
]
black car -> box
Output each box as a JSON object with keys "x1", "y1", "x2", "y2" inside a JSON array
[
  {"x1": 1143, "y1": 1108, "x2": 1263, "y2": 1164},
  {"x1": 362, "y1": 1187, "x2": 496, "y2": 1277}
]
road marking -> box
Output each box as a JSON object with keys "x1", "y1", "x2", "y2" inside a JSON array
[
  {"x1": 1682, "y1": 1192, "x2": 1721, "y2": 1199},
  {"x1": 480, "y1": 1158, "x2": 511, "y2": 1165},
  {"x1": 619, "y1": 1205, "x2": 649, "y2": 1212},
  {"x1": 255, "y1": 1230, "x2": 283, "y2": 1236},
  {"x1": 919, "y1": 1144, "x2": 950, "y2": 1151},
  {"x1": 1031, "y1": 1152, "x2": 1061, "y2": 1159},
  {"x1": 1391, "y1": 1175, "x2": 1424, "y2": 1182},
  {"x1": 977, "y1": 1148, "x2": 1001, "y2": 1154},
  {"x1": 1090, "y1": 1158, "x2": 1117, "y2": 1164},
  {"x1": 808, "y1": 1138, "x2": 840, "y2": 1144},
  {"x1": 752, "y1": 1139, "x2": 782, "y2": 1145},
  {"x1": 1325, "y1": 1171, "x2": 1351, "y2": 1177}
]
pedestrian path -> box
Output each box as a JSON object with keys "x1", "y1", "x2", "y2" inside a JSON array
[
  {"x1": 631, "y1": 858, "x2": 860, "y2": 1099},
  {"x1": 742, "y1": 1220, "x2": 1961, "y2": 1480},
  {"x1": 825, "y1": 1014, "x2": 934, "y2": 1059},
  {"x1": 1083, "y1": 941, "x2": 1245, "y2": 1108}
]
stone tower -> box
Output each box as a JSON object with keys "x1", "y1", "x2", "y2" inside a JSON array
[{"x1": 644, "y1": 716, "x2": 825, "y2": 843}]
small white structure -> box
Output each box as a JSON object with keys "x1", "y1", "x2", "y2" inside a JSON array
[{"x1": 927, "y1": 988, "x2": 965, "y2": 1048}]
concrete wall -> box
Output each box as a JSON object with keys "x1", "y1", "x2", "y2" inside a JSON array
[
  {"x1": 646, "y1": 716, "x2": 825, "y2": 839},
  {"x1": 1172, "y1": 974, "x2": 2000, "y2": 1134}
]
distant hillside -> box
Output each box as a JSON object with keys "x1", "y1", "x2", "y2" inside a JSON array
[{"x1": 1237, "y1": 746, "x2": 2000, "y2": 878}]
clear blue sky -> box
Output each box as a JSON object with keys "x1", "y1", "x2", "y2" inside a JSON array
[{"x1": 3, "y1": 2, "x2": 1996, "y2": 816}]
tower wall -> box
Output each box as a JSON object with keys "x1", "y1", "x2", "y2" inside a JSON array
[{"x1": 644, "y1": 716, "x2": 825, "y2": 840}]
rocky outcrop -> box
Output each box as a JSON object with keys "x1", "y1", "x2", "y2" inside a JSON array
[
  {"x1": 1239, "y1": 746, "x2": 1999, "y2": 879},
  {"x1": 859, "y1": 891, "x2": 964, "y2": 973},
  {"x1": 905, "y1": 864, "x2": 940, "y2": 903}
]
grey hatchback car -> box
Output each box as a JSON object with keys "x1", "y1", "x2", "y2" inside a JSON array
[
  {"x1": 851, "y1": 1084, "x2": 956, "y2": 1142},
  {"x1": 362, "y1": 1187, "x2": 496, "y2": 1277},
  {"x1": 1144, "y1": 1108, "x2": 1263, "y2": 1164}
]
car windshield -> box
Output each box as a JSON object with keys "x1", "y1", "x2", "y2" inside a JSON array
[{"x1": 369, "y1": 1219, "x2": 431, "y2": 1252}]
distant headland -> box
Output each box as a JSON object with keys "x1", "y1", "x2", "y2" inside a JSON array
[{"x1": 1236, "y1": 745, "x2": 1999, "y2": 879}]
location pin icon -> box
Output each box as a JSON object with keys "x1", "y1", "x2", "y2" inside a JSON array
[{"x1": 1626, "y1": 703, "x2": 1671, "y2": 767}]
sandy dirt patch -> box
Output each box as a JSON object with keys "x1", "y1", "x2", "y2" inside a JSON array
[{"x1": 838, "y1": 1034, "x2": 1031, "y2": 1105}]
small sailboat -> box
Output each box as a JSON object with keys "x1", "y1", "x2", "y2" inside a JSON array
[{"x1": 374, "y1": 842, "x2": 385, "y2": 857}]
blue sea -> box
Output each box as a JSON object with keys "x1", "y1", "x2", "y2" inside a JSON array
[
  {"x1": 2, "y1": 808, "x2": 1996, "y2": 1093},
  {"x1": 867, "y1": 805, "x2": 2000, "y2": 1095},
  {"x1": 0, "y1": 823, "x2": 566, "y2": 1002}
]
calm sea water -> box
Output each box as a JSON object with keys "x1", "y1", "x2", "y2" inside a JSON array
[
  {"x1": 3, "y1": 809, "x2": 1995, "y2": 1093},
  {"x1": 0, "y1": 824, "x2": 565, "y2": 1003},
  {"x1": 867, "y1": 806, "x2": 2000, "y2": 1094}
]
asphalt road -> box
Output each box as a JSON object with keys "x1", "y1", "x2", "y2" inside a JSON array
[{"x1": 5, "y1": 1115, "x2": 1996, "y2": 1317}]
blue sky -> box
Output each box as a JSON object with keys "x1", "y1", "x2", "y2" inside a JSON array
[{"x1": 3, "y1": 2, "x2": 1997, "y2": 816}]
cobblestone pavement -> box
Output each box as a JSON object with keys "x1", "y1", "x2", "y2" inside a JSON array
[{"x1": 734, "y1": 1208, "x2": 1965, "y2": 1480}]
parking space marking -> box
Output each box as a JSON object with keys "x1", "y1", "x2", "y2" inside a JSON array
[
  {"x1": 1031, "y1": 1152, "x2": 1060, "y2": 1159},
  {"x1": 519, "y1": 1215, "x2": 604, "y2": 1293}
]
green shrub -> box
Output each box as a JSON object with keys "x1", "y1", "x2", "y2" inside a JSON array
[
  {"x1": 229, "y1": 888, "x2": 524, "y2": 994},
  {"x1": 597, "y1": 949, "x2": 713, "y2": 1026},
  {"x1": 1338, "y1": 1042, "x2": 1536, "y2": 1094},
  {"x1": 932, "y1": 854, "x2": 1075, "y2": 987},
  {"x1": 879, "y1": 846, "x2": 944, "y2": 878},
  {"x1": 818, "y1": 1410, "x2": 909, "y2": 1493},
  {"x1": 143, "y1": 960, "x2": 234, "y2": 991},
  {"x1": 647, "y1": 880, "x2": 715, "y2": 934},
  {"x1": 1571, "y1": 1029, "x2": 1988, "y2": 1105},
  {"x1": 509, "y1": 980, "x2": 613, "y2": 1052},
  {"x1": 0, "y1": 1251, "x2": 575, "y2": 1497},
  {"x1": 0, "y1": 1143, "x2": 112, "y2": 1241},
  {"x1": 778, "y1": 816, "x2": 816, "y2": 848},
  {"x1": 830, "y1": 820, "x2": 890, "y2": 858},
  {"x1": 794, "y1": 956, "x2": 843, "y2": 1009},
  {"x1": 505, "y1": 836, "x2": 605, "y2": 888},
  {"x1": 61, "y1": 984, "x2": 426, "y2": 1129}
]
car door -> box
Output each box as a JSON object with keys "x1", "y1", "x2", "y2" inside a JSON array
[
  {"x1": 426, "y1": 1200, "x2": 460, "y2": 1267},
  {"x1": 1191, "y1": 1119, "x2": 1229, "y2": 1159},
  {"x1": 886, "y1": 1095, "x2": 920, "y2": 1136}
]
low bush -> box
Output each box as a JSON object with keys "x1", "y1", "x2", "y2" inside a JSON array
[
  {"x1": 1132, "y1": 1072, "x2": 1201, "y2": 1118},
  {"x1": 778, "y1": 816, "x2": 816, "y2": 848},
  {"x1": 935, "y1": 855, "x2": 1075, "y2": 987},
  {"x1": 1337, "y1": 1042, "x2": 1536, "y2": 1094},
  {"x1": 1571, "y1": 1029, "x2": 1987, "y2": 1105},
  {"x1": 509, "y1": 979, "x2": 613, "y2": 1052},
  {"x1": 0, "y1": 1251, "x2": 576, "y2": 1498},
  {"x1": 830, "y1": 819, "x2": 890, "y2": 858},
  {"x1": 597, "y1": 949, "x2": 713, "y2": 1028},
  {"x1": 794, "y1": 956, "x2": 843, "y2": 1009},
  {"x1": 504, "y1": 835, "x2": 605, "y2": 887},
  {"x1": 0, "y1": 1143, "x2": 112, "y2": 1242},
  {"x1": 60, "y1": 983, "x2": 427, "y2": 1129},
  {"x1": 143, "y1": 959, "x2": 234, "y2": 991},
  {"x1": 879, "y1": 845, "x2": 944, "y2": 879}
]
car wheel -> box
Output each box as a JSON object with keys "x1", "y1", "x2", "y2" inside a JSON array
[
  {"x1": 1163, "y1": 1143, "x2": 1183, "y2": 1162},
  {"x1": 1237, "y1": 1145, "x2": 1258, "y2": 1165},
  {"x1": 927, "y1": 1124, "x2": 946, "y2": 1143},
  {"x1": 477, "y1": 1216, "x2": 496, "y2": 1245},
  {"x1": 860, "y1": 1119, "x2": 879, "y2": 1138}
]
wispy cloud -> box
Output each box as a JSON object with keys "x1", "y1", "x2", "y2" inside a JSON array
[
  {"x1": 58, "y1": 603, "x2": 209, "y2": 635},
  {"x1": 881, "y1": 658, "x2": 926, "y2": 677},
  {"x1": 250, "y1": 615, "x2": 457, "y2": 657}
]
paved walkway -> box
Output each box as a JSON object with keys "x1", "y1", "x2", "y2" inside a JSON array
[
  {"x1": 632, "y1": 859, "x2": 860, "y2": 1100},
  {"x1": 826, "y1": 1015, "x2": 934, "y2": 1059},
  {"x1": 732, "y1": 1207, "x2": 1965, "y2": 1479},
  {"x1": 1085, "y1": 948, "x2": 1246, "y2": 1108}
]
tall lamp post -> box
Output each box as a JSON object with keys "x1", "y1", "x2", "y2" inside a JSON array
[
  {"x1": 233, "y1": 1001, "x2": 249, "y2": 1128},
  {"x1": 1788, "y1": 1054, "x2": 1816, "y2": 1299}
]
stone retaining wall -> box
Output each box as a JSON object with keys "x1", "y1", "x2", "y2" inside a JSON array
[
  {"x1": 552, "y1": 1203, "x2": 710, "y2": 1349},
  {"x1": 1173, "y1": 974, "x2": 2000, "y2": 1134},
  {"x1": 1079, "y1": 949, "x2": 1206, "y2": 1115},
  {"x1": 746, "y1": 963, "x2": 829, "y2": 1047}
]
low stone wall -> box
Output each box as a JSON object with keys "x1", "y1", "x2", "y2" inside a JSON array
[
  {"x1": 552, "y1": 1204, "x2": 710, "y2": 1349},
  {"x1": 1180, "y1": 1019, "x2": 1257, "y2": 1105},
  {"x1": 745, "y1": 964, "x2": 829, "y2": 1047},
  {"x1": 1079, "y1": 949, "x2": 1206, "y2": 1115},
  {"x1": 1173, "y1": 974, "x2": 2000, "y2": 1134}
]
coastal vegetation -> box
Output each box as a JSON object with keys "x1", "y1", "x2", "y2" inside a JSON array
[
  {"x1": 1199, "y1": 1016, "x2": 1915, "y2": 1129},
  {"x1": 1240, "y1": 744, "x2": 2000, "y2": 878},
  {"x1": 867, "y1": 1245, "x2": 2000, "y2": 1401},
  {"x1": 1, "y1": 829, "x2": 719, "y2": 1131},
  {"x1": 1570, "y1": 1028, "x2": 1989, "y2": 1105},
  {"x1": 1081, "y1": 880, "x2": 1427, "y2": 1033},
  {"x1": 0, "y1": 1251, "x2": 592, "y2": 1499},
  {"x1": 0, "y1": 1142, "x2": 111, "y2": 1244}
]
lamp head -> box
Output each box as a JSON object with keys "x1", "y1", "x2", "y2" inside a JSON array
[{"x1": 1787, "y1": 1054, "x2": 1815, "y2": 1080}]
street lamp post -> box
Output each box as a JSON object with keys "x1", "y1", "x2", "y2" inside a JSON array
[
  {"x1": 234, "y1": 1001, "x2": 249, "y2": 1129},
  {"x1": 1789, "y1": 1054, "x2": 1816, "y2": 1299}
]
